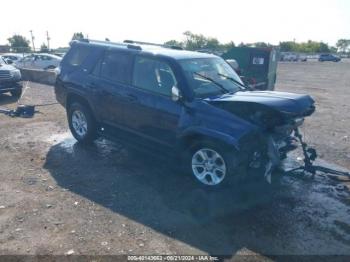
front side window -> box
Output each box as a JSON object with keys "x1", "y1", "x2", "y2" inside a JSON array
[
  {"x1": 23, "y1": 55, "x2": 34, "y2": 62},
  {"x1": 132, "y1": 56, "x2": 177, "y2": 96},
  {"x1": 179, "y1": 57, "x2": 244, "y2": 98},
  {"x1": 42, "y1": 55, "x2": 52, "y2": 61},
  {"x1": 100, "y1": 51, "x2": 132, "y2": 84}
]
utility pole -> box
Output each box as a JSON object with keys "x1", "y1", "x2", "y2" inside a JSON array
[
  {"x1": 29, "y1": 30, "x2": 35, "y2": 52},
  {"x1": 46, "y1": 31, "x2": 50, "y2": 51}
]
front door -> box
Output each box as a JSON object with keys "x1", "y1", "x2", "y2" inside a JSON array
[{"x1": 120, "y1": 56, "x2": 182, "y2": 147}]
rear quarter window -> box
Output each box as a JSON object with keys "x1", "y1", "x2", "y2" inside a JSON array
[
  {"x1": 64, "y1": 45, "x2": 91, "y2": 67},
  {"x1": 100, "y1": 51, "x2": 132, "y2": 84}
]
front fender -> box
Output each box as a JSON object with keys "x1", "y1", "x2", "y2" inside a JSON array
[{"x1": 179, "y1": 126, "x2": 240, "y2": 150}]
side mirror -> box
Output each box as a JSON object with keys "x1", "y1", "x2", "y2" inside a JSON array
[
  {"x1": 6, "y1": 59, "x2": 13, "y2": 65},
  {"x1": 171, "y1": 86, "x2": 182, "y2": 102}
]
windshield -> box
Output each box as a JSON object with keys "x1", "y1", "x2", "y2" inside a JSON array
[{"x1": 179, "y1": 57, "x2": 245, "y2": 98}]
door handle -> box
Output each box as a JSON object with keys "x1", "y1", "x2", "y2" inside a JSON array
[
  {"x1": 86, "y1": 82, "x2": 97, "y2": 89},
  {"x1": 125, "y1": 94, "x2": 138, "y2": 102}
]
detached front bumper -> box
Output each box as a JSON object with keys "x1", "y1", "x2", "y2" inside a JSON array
[
  {"x1": 243, "y1": 118, "x2": 304, "y2": 182},
  {"x1": 264, "y1": 118, "x2": 305, "y2": 182}
]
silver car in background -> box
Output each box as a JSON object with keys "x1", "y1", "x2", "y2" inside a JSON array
[{"x1": 15, "y1": 53, "x2": 62, "y2": 70}]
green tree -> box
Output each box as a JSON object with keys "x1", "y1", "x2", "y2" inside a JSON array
[
  {"x1": 280, "y1": 40, "x2": 330, "y2": 53},
  {"x1": 40, "y1": 43, "x2": 49, "y2": 52},
  {"x1": 238, "y1": 42, "x2": 252, "y2": 47},
  {"x1": 253, "y1": 42, "x2": 270, "y2": 48},
  {"x1": 7, "y1": 34, "x2": 31, "y2": 53},
  {"x1": 279, "y1": 41, "x2": 298, "y2": 52},
  {"x1": 318, "y1": 42, "x2": 330, "y2": 53},
  {"x1": 72, "y1": 32, "x2": 84, "y2": 40},
  {"x1": 164, "y1": 40, "x2": 183, "y2": 48},
  {"x1": 329, "y1": 46, "x2": 338, "y2": 53},
  {"x1": 183, "y1": 31, "x2": 206, "y2": 50},
  {"x1": 336, "y1": 39, "x2": 350, "y2": 53},
  {"x1": 205, "y1": 37, "x2": 220, "y2": 50},
  {"x1": 182, "y1": 31, "x2": 222, "y2": 51},
  {"x1": 222, "y1": 41, "x2": 235, "y2": 50}
]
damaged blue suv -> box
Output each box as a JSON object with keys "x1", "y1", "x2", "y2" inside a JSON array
[{"x1": 55, "y1": 39, "x2": 315, "y2": 187}]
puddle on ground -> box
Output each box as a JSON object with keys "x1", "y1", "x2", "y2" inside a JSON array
[
  {"x1": 45, "y1": 132, "x2": 132, "y2": 165},
  {"x1": 46, "y1": 132, "x2": 77, "y2": 153},
  {"x1": 46, "y1": 132, "x2": 75, "y2": 145},
  {"x1": 43, "y1": 131, "x2": 350, "y2": 245}
]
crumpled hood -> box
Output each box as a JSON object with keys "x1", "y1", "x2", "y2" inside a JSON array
[{"x1": 206, "y1": 91, "x2": 315, "y2": 116}]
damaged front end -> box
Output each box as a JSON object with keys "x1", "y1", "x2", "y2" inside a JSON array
[
  {"x1": 239, "y1": 116, "x2": 307, "y2": 183},
  {"x1": 206, "y1": 91, "x2": 316, "y2": 182},
  {"x1": 263, "y1": 117, "x2": 305, "y2": 182}
]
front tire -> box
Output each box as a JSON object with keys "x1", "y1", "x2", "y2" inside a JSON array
[
  {"x1": 188, "y1": 141, "x2": 243, "y2": 188},
  {"x1": 68, "y1": 102, "x2": 97, "y2": 143},
  {"x1": 45, "y1": 65, "x2": 56, "y2": 70},
  {"x1": 10, "y1": 88, "x2": 22, "y2": 98}
]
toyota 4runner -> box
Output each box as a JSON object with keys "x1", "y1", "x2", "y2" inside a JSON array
[{"x1": 55, "y1": 39, "x2": 315, "y2": 187}]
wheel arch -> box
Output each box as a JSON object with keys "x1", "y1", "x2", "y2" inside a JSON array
[
  {"x1": 67, "y1": 92, "x2": 90, "y2": 110},
  {"x1": 178, "y1": 127, "x2": 240, "y2": 152},
  {"x1": 66, "y1": 92, "x2": 97, "y2": 121}
]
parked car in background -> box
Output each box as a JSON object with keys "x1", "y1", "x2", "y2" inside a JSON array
[
  {"x1": 318, "y1": 54, "x2": 341, "y2": 62},
  {"x1": 299, "y1": 54, "x2": 307, "y2": 62},
  {"x1": 280, "y1": 53, "x2": 308, "y2": 62},
  {"x1": 15, "y1": 53, "x2": 62, "y2": 70},
  {"x1": 1, "y1": 53, "x2": 28, "y2": 64},
  {"x1": 0, "y1": 56, "x2": 22, "y2": 97},
  {"x1": 280, "y1": 52, "x2": 298, "y2": 62},
  {"x1": 55, "y1": 39, "x2": 315, "y2": 187},
  {"x1": 53, "y1": 52, "x2": 66, "y2": 57}
]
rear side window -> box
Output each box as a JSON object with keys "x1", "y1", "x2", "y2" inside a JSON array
[
  {"x1": 100, "y1": 51, "x2": 132, "y2": 84},
  {"x1": 65, "y1": 45, "x2": 91, "y2": 66}
]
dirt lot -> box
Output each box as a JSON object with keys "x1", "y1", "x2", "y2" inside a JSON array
[{"x1": 0, "y1": 61, "x2": 349, "y2": 259}]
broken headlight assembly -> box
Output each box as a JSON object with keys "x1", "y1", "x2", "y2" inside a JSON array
[
  {"x1": 274, "y1": 117, "x2": 304, "y2": 138},
  {"x1": 249, "y1": 111, "x2": 283, "y2": 130}
]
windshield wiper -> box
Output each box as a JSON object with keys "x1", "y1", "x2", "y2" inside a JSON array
[
  {"x1": 217, "y1": 73, "x2": 246, "y2": 91},
  {"x1": 193, "y1": 72, "x2": 230, "y2": 94}
]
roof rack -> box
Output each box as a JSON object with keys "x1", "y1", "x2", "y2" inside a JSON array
[
  {"x1": 72, "y1": 38, "x2": 183, "y2": 51},
  {"x1": 124, "y1": 40, "x2": 183, "y2": 50},
  {"x1": 73, "y1": 38, "x2": 142, "y2": 50}
]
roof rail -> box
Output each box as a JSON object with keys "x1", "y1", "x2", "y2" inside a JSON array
[
  {"x1": 74, "y1": 38, "x2": 142, "y2": 50},
  {"x1": 124, "y1": 40, "x2": 183, "y2": 50}
]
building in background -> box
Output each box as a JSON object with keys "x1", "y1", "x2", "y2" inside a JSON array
[{"x1": 0, "y1": 45, "x2": 11, "y2": 53}]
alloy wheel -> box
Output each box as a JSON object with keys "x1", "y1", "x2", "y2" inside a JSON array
[{"x1": 191, "y1": 148, "x2": 227, "y2": 186}]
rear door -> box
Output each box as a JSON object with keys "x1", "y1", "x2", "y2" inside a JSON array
[{"x1": 88, "y1": 50, "x2": 134, "y2": 127}]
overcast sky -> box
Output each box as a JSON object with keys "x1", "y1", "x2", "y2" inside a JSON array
[{"x1": 1, "y1": 0, "x2": 349, "y2": 49}]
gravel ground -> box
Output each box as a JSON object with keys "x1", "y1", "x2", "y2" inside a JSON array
[{"x1": 0, "y1": 60, "x2": 349, "y2": 260}]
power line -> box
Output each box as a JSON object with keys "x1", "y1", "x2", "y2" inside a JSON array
[
  {"x1": 29, "y1": 30, "x2": 35, "y2": 52},
  {"x1": 46, "y1": 31, "x2": 50, "y2": 50}
]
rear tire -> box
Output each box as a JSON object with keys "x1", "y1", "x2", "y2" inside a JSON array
[{"x1": 68, "y1": 102, "x2": 97, "y2": 144}]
